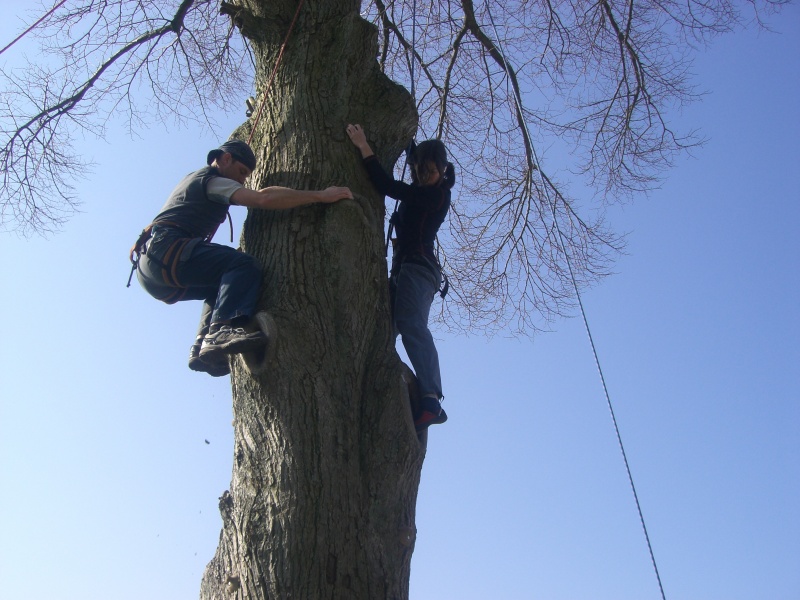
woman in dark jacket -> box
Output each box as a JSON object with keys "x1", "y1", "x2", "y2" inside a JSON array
[{"x1": 346, "y1": 124, "x2": 455, "y2": 432}]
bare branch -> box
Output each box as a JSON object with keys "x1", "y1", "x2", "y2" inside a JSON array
[
  {"x1": 360, "y1": 0, "x2": 783, "y2": 334},
  {"x1": 1, "y1": 0, "x2": 787, "y2": 332},
  {"x1": 0, "y1": 0, "x2": 251, "y2": 235}
]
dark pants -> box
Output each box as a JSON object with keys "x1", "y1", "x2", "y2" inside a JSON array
[
  {"x1": 390, "y1": 262, "x2": 443, "y2": 399},
  {"x1": 137, "y1": 227, "x2": 262, "y2": 339}
]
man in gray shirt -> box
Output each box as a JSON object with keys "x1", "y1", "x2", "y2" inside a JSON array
[{"x1": 131, "y1": 140, "x2": 352, "y2": 376}]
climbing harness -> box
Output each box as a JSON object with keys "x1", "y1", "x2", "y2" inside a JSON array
[
  {"x1": 483, "y1": 4, "x2": 668, "y2": 599},
  {"x1": 126, "y1": 217, "x2": 231, "y2": 297},
  {"x1": 127, "y1": 222, "x2": 192, "y2": 303}
]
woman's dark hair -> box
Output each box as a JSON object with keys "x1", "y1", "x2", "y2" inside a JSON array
[{"x1": 409, "y1": 139, "x2": 456, "y2": 190}]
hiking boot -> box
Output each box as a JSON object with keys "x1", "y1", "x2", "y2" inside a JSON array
[
  {"x1": 414, "y1": 396, "x2": 448, "y2": 432},
  {"x1": 199, "y1": 325, "x2": 267, "y2": 360},
  {"x1": 188, "y1": 343, "x2": 230, "y2": 377}
]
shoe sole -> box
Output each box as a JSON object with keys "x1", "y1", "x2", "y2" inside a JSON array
[
  {"x1": 188, "y1": 354, "x2": 230, "y2": 377},
  {"x1": 199, "y1": 333, "x2": 266, "y2": 357}
]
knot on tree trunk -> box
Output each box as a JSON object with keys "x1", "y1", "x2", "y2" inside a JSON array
[
  {"x1": 219, "y1": 490, "x2": 234, "y2": 523},
  {"x1": 225, "y1": 575, "x2": 241, "y2": 594}
]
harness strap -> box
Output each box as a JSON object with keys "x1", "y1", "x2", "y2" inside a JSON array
[
  {"x1": 160, "y1": 237, "x2": 192, "y2": 287},
  {"x1": 204, "y1": 209, "x2": 233, "y2": 244},
  {"x1": 159, "y1": 285, "x2": 189, "y2": 305},
  {"x1": 127, "y1": 224, "x2": 155, "y2": 287},
  {"x1": 129, "y1": 224, "x2": 153, "y2": 264},
  {"x1": 439, "y1": 269, "x2": 449, "y2": 298},
  {"x1": 126, "y1": 220, "x2": 189, "y2": 295}
]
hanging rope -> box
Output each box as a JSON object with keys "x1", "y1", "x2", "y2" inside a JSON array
[
  {"x1": 246, "y1": 0, "x2": 306, "y2": 145},
  {"x1": 408, "y1": 0, "x2": 417, "y2": 101},
  {"x1": 386, "y1": 0, "x2": 418, "y2": 255},
  {"x1": 483, "y1": 4, "x2": 668, "y2": 600},
  {"x1": 0, "y1": 0, "x2": 69, "y2": 57}
]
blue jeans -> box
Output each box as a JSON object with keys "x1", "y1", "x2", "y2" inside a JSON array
[
  {"x1": 137, "y1": 226, "x2": 262, "y2": 338},
  {"x1": 391, "y1": 262, "x2": 442, "y2": 399}
]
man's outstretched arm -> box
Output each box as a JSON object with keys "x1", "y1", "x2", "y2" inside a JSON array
[{"x1": 231, "y1": 186, "x2": 353, "y2": 210}]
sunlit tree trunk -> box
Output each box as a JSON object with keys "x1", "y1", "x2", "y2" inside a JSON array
[{"x1": 200, "y1": 2, "x2": 422, "y2": 598}]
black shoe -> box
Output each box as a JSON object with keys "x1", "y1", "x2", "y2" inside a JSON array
[
  {"x1": 414, "y1": 396, "x2": 447, "y2": 432},
  {"x1": 199, "y1": 325, "x2": 267, "y2": 360},
  {"x1": 189, "y1": 343, "x2": 231, "y2": 377}
]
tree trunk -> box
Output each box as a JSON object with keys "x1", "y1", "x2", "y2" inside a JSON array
[{"x1": 200, "y1": 3, "x2": 422, "y2": 599}]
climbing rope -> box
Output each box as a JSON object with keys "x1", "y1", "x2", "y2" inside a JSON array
[
  {"x1": 386, "y1": 0, "x2": 418, "y2": 255},
  {"x1": 483, "y1": 4, "x2": 668, "y2": 600},
  {"x1": 246, "y1": 0, "x2": 306, "y2": 145},
  {"x1": 408, "y1": 0, "x2": 417, "y2": 101},
  {"x1": 0, "y1": 0, "x2": 69, "y2": 57}
]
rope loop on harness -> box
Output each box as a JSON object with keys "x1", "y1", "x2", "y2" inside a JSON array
[{"x1": 127, "y1": 224, "x2": 155, "y2": 287}]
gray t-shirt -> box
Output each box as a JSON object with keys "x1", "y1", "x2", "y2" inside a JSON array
[
  {"x1": 207, "y1": 177, "x2": 243, "y2": 205},
  {"x1": 152, "y1": 167, "x2": 239, "y2": 240}
]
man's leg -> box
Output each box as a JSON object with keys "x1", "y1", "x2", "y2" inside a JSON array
[
  {"x1": 188, "y1": 299, "x2": 231, "y2": 377},
  {"x1": 176, "y1": 242, "x2": 260, "y2": 314},
  {"x1": 176, "y1": 242, "x2": 266, "y2": 359},
  {"x1": 209, "y1": 251, "x2": 262, "y2": 325}
]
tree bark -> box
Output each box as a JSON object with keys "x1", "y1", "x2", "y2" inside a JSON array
[{"x1": 200, "y1": 2, "x2": 422, "y2": 598}]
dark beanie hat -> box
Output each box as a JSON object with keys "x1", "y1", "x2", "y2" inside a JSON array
[{"x1": 206, "y1": 140, "x2": 257, "y2": 171}]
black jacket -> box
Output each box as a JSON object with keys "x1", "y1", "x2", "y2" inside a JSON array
[{"x1": 362, "y1": 155, "x2": 450, "y2": 275}]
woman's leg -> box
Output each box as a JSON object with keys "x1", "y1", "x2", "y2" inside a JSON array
[{"x1": 392, "y1": 263, "x2": 442, "y2": 399}]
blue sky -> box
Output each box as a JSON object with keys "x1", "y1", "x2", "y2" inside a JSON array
[{"x1": 0, "y1": 3, "x2": 798, "y2": 599}]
